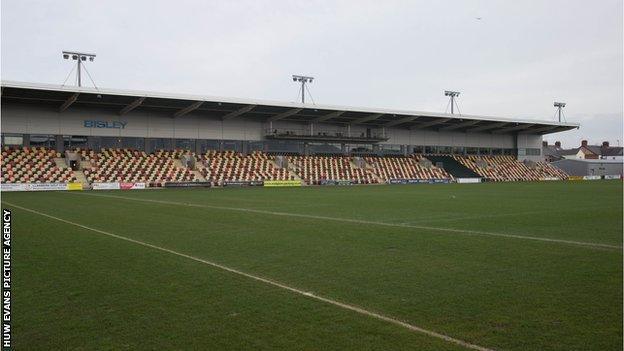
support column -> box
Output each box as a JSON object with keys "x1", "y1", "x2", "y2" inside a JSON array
[
  {"x1": 55, "y1": 135, "x2": 65, "y2": 153},
  {"x1": 22, "y1": 134, "x2": 30, "y2": 147},
  {"x1": 242, "y1": 141, "x2": 249, "y2": 156},
  {"x1": 373, "y1": 144, "x2": 380, "y2": 156}
]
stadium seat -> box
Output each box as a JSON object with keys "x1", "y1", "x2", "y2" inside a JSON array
[
  {"x1": 453, "y1": 155, "x2": 568, "y2": 181},
  {"x1": 364, "y1": 155, "x2": 452, "y2": 181},
  {"x1": 0, "y1": 146, "x2": 77, "y2": 183},
  {"x1": 287, "y1": 155, "x2": 379, "y2": 185},
  {"x1": 200, "y1": 150, "x2": 293, "y2": 186},
  {"x1": 80, "y1": 148, "x2": 196, "y2": 184}
]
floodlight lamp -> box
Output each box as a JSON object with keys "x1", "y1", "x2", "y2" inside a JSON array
[
  {"x1": 89, "y1": 56, "x2": 94, "y2": 62},
  {"x1": 80, "y1": 56, "x2": 86, "y2": 61},
  {"x1": 72, "y1": 55, "x2": 78, "y2": 60},
  {"x1": 63, "y1": 54, "x2": 69, "y2": 59}
]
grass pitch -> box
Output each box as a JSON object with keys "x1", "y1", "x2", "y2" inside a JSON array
[{"x1": 3, "y1": 181, "x2": 622, "y2": 350}]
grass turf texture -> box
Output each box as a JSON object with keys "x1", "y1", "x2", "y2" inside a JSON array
[{"x1": 3, "y1": 180, "x2": 622, "y2": 350}]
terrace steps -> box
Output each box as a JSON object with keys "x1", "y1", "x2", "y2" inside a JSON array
[
  {"x1": 191, "y1": 170, "x2": 206, "y2": 181},
  {"x1": 172, "y1": 159, "x2": 185, "y2": 169},
  {"x1": 359, "y1": 159, "x2": 384, "y2": 183},
  {"x1": 285, "y1": 162, "x2": 302, "y2": 180},
  {"x1": 270, "y1": 160, "x2": 301, "y2": 181},
  {"x1": 54, "y1": 157, "x2": 68, "y2": 169},
  {"x1": 73, "y1": 170, "x2": 88, "y2": 184},
  {"x1": 80, "y1": 160, "x2": 93, "y2": 170}
]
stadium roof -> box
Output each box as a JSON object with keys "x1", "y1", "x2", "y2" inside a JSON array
[{"x1": 0, "y1": 80, "x2": 579, "y2": 135}]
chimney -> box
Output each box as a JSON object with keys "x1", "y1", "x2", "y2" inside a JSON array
[
  {"x1": 581, "y1": 140, "x2": 588, "y2": 147},
  {"x1": 602, "y1": 141, "x2": 609, "y2": 148},
  {"x1": 542, "y1": 141, "x2": 548, "y2": 147},
  {"x1": 555, "y1": 141, "x2": 561, "y2": 148}
]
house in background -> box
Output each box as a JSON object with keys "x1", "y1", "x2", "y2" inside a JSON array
[
  {"x1": 543, "y1": 140, "x2": 623, "y2": 162},
  {"x1": 598, "y1": 141, "x2": 624, "y2": 161}
]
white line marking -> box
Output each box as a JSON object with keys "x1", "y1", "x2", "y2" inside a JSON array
[
  {"x1": 73, "y1": 192, "x2": 622, "y2": 250},
  {"x1": 402, "y1": 207, "x2": 602, "y2": 225},
  {"x1": 5, "y1": 201, "x2": 494, "y2": 351}
]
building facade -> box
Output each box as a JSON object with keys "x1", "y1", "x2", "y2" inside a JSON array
[{"x1": 1, "y1": 81, "x2": 578, "y2": 161}]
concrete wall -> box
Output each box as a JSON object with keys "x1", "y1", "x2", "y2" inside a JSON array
[
  {"x1": 551, "y1": 159, "x2": 624, "y2": 176},
  {"x1": 2, "y1": 101, "x2": 524, "y2": 151},
  {"x1": 516, "y1": 134, "x2": 543, "y2": 161}
]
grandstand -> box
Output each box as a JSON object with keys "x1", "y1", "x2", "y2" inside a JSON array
[
  {"x1": 1, "y1": 146, "x2": 574, "y2": 186},
  {"x1": 0, "y1": 80, "x2": 579, "y2": 188}
]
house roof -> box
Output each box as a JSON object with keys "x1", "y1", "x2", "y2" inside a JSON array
[
  {"x1": 543, "y1": 144, "x2": 623, "y2": 158},
  {"x1": 601, "y1": 147, "x2": 624, "y2": 156}
]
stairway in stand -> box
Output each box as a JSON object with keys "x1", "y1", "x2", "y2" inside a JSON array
[
  {"x1": 267, "y1": 157, "x2": 301, "y2": 181},
  {"x1": 191, "y1": 170, "x2": 206, "y2": 181},
  {"x1": 54, "y1": 157, "x2": 69, "y2": 169},
  {"x1": 73, "y1": 170, "x2": 88, "y2": 184}
]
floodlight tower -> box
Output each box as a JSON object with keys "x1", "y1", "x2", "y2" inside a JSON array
[
  {"x1": 444, "y1": 90, "x2": 461, "y2": 114},
  {"x1": 554, "y1": 102, "x2": 566, "y2": 122},
  {"x1": 62, "y1": 51, "x2": 96, "y2": 87},
  {"x1": 292, "y1": 75, "x2": 314, "y2": 104}
]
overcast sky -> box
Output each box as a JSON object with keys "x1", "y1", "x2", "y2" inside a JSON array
[{"x1": 2, "y1": 0, "x2": 622, "y2": 147}]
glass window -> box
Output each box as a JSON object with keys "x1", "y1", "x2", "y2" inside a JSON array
[
  {"x1": 466, "y1": 147, "x2": 478, "y2": 155},
  {"x1": 266, "y1": 140, "x2": 301, "y2": 153},
  {"x1": 438, "y1": 146, "x2": 452, "y2": 154},
  {"x1": 380, "y1": 144, "x2": 402, "y2": 155},
  {"x1": 101, "y1": 137, "x2": 121, "y2": 149},
  {"x1": 424, "y1": 146, "x2": 435, "y2": 154},
  {"x1": 88, "y1": 137, "x2": 102, "y2": 151},
  {"x1": 30, "y1": 134, "x2": 55, "y2": 148},
  {"x1": 452, "y1": 146, "x2": 464, "y2": 155},
  {"x1": 309, "y1": 142, "x2": 341, "y2": 154},
  {"x1": 196, "y1": 140, "x2": 207, "y2": 153},
  {"x1": 478, "y1": 148, "x2": 491, "y2": 155},
  {"x1": 175, "y1": 139, "x2": 194, "y2": 151},
  {"x1": 64, "y1": 135, "x2": 88, "y2": 149},
  {"x1": 121, "y1": 137, "x2": 144, "y2": 150},
  {"x1": 381, "y1": 144, "x2": 401, "y2": 151},
  {"x1": 249, "y1": 141, "x2": 264, "y2": 152},
  {"x1": 153, "y1": 138, "x2": 173, "y2": 151},
  {"x1": 222, "y1": 140, "x2": 241, "y2": 152},
  {"x1": 2, "y1": 134, "x2": 23, "y2": 146},
  {"x1": 202, "y1": 140, "x2": 220, "y2": 153},
  {"x1": 491, "y1": 148, "x2": 502, "y2": 155},
  {"x1": 350, "y1": 145, "x2": 372, "y2": 154}
]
